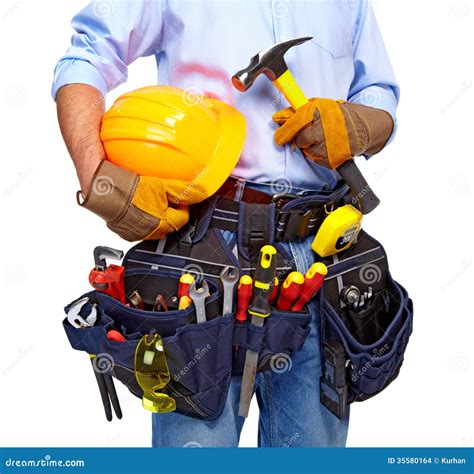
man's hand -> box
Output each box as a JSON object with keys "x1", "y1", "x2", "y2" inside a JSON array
[
  {"x1": 81, "y1": 161, "x2": 205, "y2": 242},
  {"x1": 272, "y1": 99, "x2": 394, "y2": 170},
  {"x1": 56, "y1": 84, "x2": 106, "y2": 195}
]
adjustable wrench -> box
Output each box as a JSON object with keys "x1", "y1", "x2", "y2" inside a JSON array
[
  {"x1": 67, "y1": 297, "x2": 98, "y2": 328},
  {"x1": 220, "y1": 266, "x2": 239, "y2": 315},
  {"x1": 189, "y1": 280, "x2": 210, "y2": 324}
]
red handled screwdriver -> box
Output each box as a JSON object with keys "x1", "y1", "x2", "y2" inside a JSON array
[
  {"x1": 236, "y1": 275, "x2": 253, "y2": 323},
  {"x1": 291, "y1": 262, "x2": 328, "y2": 311},
  {"x1": 178, "y1": 273, "x2": 195, "y2": 299},
  {"x1": 234, "y1": 275, "x2": 253, "y2": 356},
  {"x1": 276, "y1": 272, "x2": 305, "y2": 310},
  {"x1": 269, "y1": 277, "x2": 280, "y2": 304}
]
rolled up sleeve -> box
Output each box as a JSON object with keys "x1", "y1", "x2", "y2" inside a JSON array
[
  {"x1": 52, "y1": 0, "x2": 163, "y2": 99},
  {"x1": 348, "y1": 0, "x2": 400, "y2": 143}
]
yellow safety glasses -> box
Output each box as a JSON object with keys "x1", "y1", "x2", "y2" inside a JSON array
[{"x1": 134, "y1": 332, "x2": 176, "y2": 413}]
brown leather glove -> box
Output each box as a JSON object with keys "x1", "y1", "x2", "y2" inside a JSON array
[
  {"x1": 79, "y1": 161, "x2": 207, "y2": 242},
  {"x1": 273, "y1": 98, "x2": 394, "y2": 170}
]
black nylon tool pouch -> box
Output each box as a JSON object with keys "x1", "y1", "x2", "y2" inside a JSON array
[
  {"x1": 63, "y1": 268, "x2": 234, "y2": 421},
  {"x1": 319, "y1": 231, "x2": 413, "y2": 419},
  {"x1": 232, "y1": 308, "x2": 311, "y2": 375}
]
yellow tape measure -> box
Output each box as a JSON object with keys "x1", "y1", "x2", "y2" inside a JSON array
[{"x1": 311, "y1": 205, "x2": 362, "y2": 257}]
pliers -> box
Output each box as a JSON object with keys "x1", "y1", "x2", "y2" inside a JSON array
[
  {"x1": 89, "y1": 354, "x2": 122, "y2": 421},
  {"x1": 67, "y1": 298, "x2": 123, "y2": 421}
]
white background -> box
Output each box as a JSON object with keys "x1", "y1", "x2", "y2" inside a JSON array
[{"x1": 0, "y1": 0, "x2": 473, "y2": 448}]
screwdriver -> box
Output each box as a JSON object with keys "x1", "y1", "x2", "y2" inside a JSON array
[
  {"x1": 276, "y1": 271, "x2": 305, "y2": 310},
  {"x1": 269, "y1": 277, "x2": 280, "y2": 304},
  {"x1": 234, "y1": 275, "x2": 253, "y2": 356},
  {"x1": 107, "y1": 330, "x2": 126, "y2": 342},
  {"x1": 291, "y1": 262, "x2": 328, "y2": 311},
  {"x1": 178, "y1": 295, "x2": 193, "y2": 310},
  {"x1": 236, "y1": 275, "x2": 253, "y2": 323},
  {"x1": 239, "y1": 245, "x2": 277, "y2": 418},
  {"x1": 178, "y1": 273, "x2": 195, "y2": 299}
]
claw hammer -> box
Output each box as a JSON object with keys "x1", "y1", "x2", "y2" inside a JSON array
[{"x1": 232, "y1": 37, "x2": 380, "y2": 215}]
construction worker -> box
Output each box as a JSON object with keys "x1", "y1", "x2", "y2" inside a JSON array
[{"x1": 53, "y1": 0, "x2": 398, "y2": 447}]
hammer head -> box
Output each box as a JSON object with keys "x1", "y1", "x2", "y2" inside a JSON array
[{"x1": 232, "y1": 36, "x2": 312, "y2": 92}]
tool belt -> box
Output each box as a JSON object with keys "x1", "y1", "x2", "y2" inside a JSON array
[
  {"x1": 318, "y1": 230, "x2": 413, "y2": 419},
  {"x1": 208, "y1": 179, "x2": 350, "y2": 259},
  {"x1": 63, "y1": 183, "x2": 413, "y2": 421},
  {"x1": 64, "y1": 250, "x2": 311, "y2": 420}
]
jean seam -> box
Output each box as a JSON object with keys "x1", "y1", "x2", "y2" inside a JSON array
[
  {"x1": 289, "y1": 240, "x2": 304, "y2": 273},
  {"x1": 263, "y1": 371, "x2": 277, "y2": 447}
]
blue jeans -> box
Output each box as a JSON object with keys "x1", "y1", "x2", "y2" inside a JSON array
[{"x1": 152, "y1": 231, "x2": 350, "y2": 447}]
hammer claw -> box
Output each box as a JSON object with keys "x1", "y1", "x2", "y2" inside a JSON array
[{"x1": 231, "y1": 36, "x2": 313, "y2": 92}]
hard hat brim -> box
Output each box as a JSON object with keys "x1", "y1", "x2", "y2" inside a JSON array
[{"x1": 193, "y1": 98, "x2": 246, "y2": 199}]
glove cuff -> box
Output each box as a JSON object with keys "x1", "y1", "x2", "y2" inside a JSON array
[
  {"x1": 80, "y1": 160, "x2": 163, "y2": 242},
  {"x1": 339, "y1": 102, "x2": 394, "y2": 156},
  {"x1": 80, "y1": 160, "x2": 139, "y2": 222}
]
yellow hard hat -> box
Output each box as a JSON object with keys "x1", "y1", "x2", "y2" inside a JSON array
[{"x1": 100, "y1": 85, "x2": 246, "y2": 199}]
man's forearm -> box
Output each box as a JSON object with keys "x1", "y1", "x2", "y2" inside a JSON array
[{"x1": 56, "y1": 84, "x2": 106, "y2": 195}]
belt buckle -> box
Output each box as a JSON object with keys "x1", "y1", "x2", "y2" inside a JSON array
[{"x1": 271, "y1": 192, "x2": 299, "y2": 208}]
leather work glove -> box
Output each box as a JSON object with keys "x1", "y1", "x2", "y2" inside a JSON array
[
  {"x1": 273, "y1": 98, "x2": 394, "y2": 170},
  {"x1": 79, "y1": 160, "x2": 206, "y2": 242}
]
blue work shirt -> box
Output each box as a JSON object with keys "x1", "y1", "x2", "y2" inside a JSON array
[{"x1": 52, "y1": 0, "x2": 399, "y2": 190}]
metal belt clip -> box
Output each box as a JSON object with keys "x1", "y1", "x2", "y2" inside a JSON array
[
  {"x1": 271, "y1": 192, "x2": 299, "y2": 208},
  {"x1": 276, "y1": 207, "x2": 322, "y2": 241}
]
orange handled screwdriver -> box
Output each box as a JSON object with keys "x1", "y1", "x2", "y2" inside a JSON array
[
  {"x1": 178, "y1": 273, "x2": 195, "y2": 299},
  {"x1": 291, "y1": 262, "x2": 328, "y2": 311},
  {"x1": 236, "y1": 275, "x2": 253, "y2": 323},
  {"x1": 269, "y1": 277, "x2": 279, "y2": 304},
  {"x1": 178, "y1": 295, "x2": 193, "y2": 310},
  {"x1": 276, "y1": 272, "x2": 305, "y2": 310}
]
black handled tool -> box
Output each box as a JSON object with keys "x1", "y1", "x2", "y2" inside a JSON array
[
  {"x1": 90, "y1": 355, "x2": 123, "y2": 421},
  {"x1": 320, "y1": 339, "x2": 348, "y2": 419},
  {"x1": 239, "y1": 245, "x2": 277, "y2": 417}
]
